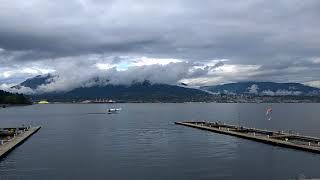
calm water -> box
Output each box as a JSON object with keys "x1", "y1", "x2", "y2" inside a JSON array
[{"x1": 1, "y1": 103, "x2": 320, "y2": 180}]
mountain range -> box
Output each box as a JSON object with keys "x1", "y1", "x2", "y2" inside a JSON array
[
  {"x1": 10, "y1": 74, "x2": 320, "y2": 102},
  {"x1": 12, "y1": 74, "x2": 55, "y2": 90},
  {"x1": 12, "y1": 75, "x2": 213, "y2": 102},
  {"x1": 201, "y1": 82, "x2": 320, "y2": 96}
]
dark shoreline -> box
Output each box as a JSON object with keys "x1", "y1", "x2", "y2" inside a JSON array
[
  {"x1": 0, "y1": 104, "x2": 31, "y2": 108},
  {"x1": 28, "y1": 101, "x2": 320, "y2": 104}
]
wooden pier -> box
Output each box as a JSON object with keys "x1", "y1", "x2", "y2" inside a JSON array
[
  {"x1": 0, "y1": 126, "x2": 41, "y2": 160},
  {"x1": 175, "y1": 121, "x2": 320, "y2": 154}
]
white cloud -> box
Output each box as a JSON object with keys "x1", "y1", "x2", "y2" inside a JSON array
[
  {"x1": 304, "y1": 81, "x2": 320, "y2": 88},
  {"x1": 312, "y1": 58, "x2": 320, "y2": 64},
  {"x1": 95, "y1": 56, "x2": 182, "y2": 71},
  {"x1": 261, "y1": 90, "x2": 275, "y2": 96},
  {"x1": 1, "y1": 1, "x2": 320, "y2": 92},
  {"x1": 261, "y1": 89, "x2": 302, "y2": 96},
  {"x1": 131, "y1": 57, "x2": 182, "y2": 66},
  {"x1": 95, "y1": 63, "x2": 114, "y2": 70},
  {"x1": 1, "y1": 56, "x2": 231, "y2": 93},
  {"x1": 0, "y1": 66, "x2": 55, "y2": 83},
  {"x1": 0, "y1": 83, "x2": 35, "y2": 94},
  {"x1": 248, "y1": 84, "x2": 259, "y2": 94},
  {"x1": 1, "y1": 53, "x2": 320, "y2": 94},
  {"x1": 275, "y1": 90, "x2": 302, "y2": 96}
]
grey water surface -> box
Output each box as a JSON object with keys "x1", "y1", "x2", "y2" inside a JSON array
[{"x1": 1, "y1": 103, "x2": 320, "y2": 180}]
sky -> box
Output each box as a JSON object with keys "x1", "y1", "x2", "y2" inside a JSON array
[{"x1": 1, "y1": 0, "x2": 320, "y2": 93}]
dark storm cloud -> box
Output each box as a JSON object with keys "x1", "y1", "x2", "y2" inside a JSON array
[
  {"x1": 1, "y1": 0, "x2": 320, "y2": 89},
  {"x1": 0, "y1": 0, "x2": 319, "y2": 62}
]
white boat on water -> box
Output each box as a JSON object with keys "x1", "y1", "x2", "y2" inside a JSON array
[{"x1": 107, "y1": 108, "x2": 122, "y2": 114}]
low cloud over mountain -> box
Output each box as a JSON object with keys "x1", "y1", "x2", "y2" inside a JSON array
[
  {"x1": 201, "y1": 82, "x2": 320, "y2": 96},
  {"x1": 1, "y1": 1, "x2": 320, "y2": 91}
]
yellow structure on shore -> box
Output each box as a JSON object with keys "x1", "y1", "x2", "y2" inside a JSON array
[{"x1": 38, "y1": 100, "x2": 49, "y2": 104}]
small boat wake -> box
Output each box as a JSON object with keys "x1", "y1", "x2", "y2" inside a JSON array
[{"x1": 86, "y1": 112, "x2": 107, "y2": 115}]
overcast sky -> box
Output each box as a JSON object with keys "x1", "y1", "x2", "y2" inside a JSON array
[{"x1": 1, "y1": 0, "x2": 320, "y2": 92}]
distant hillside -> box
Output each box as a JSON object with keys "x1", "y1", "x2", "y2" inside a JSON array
[
  {"x1": 12, "y1": 74, "x2": 54, "y2": 90},
  {"x1": 14, "y1": 74, "x2": 320, "y2": 103},
  {"x1": 14, "y1": 75, "x2": 214, "y2": 102},
  {"x1": 201, "y1": 82, "x2": 320, "y2": 96},
  {"x1": 0, "y1": 90, "x2": 31, "y2": 104},
  {"x1": 35, "y1": 81, "x2": 214, "y2": 102}
]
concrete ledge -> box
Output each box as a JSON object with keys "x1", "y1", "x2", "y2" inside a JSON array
[
  {"x1": 0, "y1": 126, "x2": 41, "y2": 160},
  {"x1": 175, "y1": 121, "x2": 320, "y2": 154}
]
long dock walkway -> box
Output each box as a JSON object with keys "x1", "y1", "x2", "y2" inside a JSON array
[
  {"x1": 175, "y1": 121, "x2": 320, "y2": 154},
  {"x1": 0, "y1": 126, "x2": 41, "y2": 160}
]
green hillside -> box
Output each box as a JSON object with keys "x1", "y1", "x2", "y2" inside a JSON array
[{"x1": 0, "y1": 90, "x2": 31, "y2": 105}]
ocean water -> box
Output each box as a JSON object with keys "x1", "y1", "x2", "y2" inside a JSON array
[{"x1": 0, "y1": 103, "x2": 320, "y2": 180}]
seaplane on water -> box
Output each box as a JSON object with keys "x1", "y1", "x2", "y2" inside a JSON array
[{"x1": 107, "y1": 108, "x2": 122, "y2": 114}]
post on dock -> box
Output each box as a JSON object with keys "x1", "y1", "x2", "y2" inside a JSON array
[{"x1": 238, "y1": 111, "x2": 241, "y2": 127}]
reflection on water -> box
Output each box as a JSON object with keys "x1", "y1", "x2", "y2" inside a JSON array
[{"x1": 0, "y1": 103, "x2": 320, "y2": 180}]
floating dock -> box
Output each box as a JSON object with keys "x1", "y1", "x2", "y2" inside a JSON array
[
  {"x1": 0, "y1": 126, "x2": 41, "y2": 160},
  {"x1": 175, "y1": 121, "x2": 320, "y2": 154}
]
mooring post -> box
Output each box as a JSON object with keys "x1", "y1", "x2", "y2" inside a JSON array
[
  {"x1": 238, "y1": 111, "x2": 241, "y2": 127},
  {"x1": 309, "y1": 142, "x2": 311, "y2": 146},
  {"x1": 253, "y1": 132, "x2": 255, "y2": 136},
  {"x1": 267, "y1": 135, "x2": 270, "y2": 138}
]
